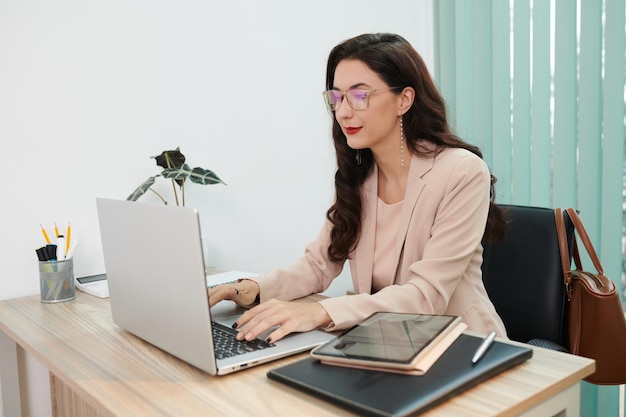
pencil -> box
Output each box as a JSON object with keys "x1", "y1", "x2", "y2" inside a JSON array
[
  {"x1": 54, "y1": 222, "x2": 59, "y2": 238},
  {"x1": 40, "y1": 224, "x2": 51, "y2": 244},
  {"x1": 66, "y1": 222, "x2": 71, "y2": 254}
]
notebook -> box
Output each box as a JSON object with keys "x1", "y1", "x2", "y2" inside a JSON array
[
  {"x1": 268, "y1": 334, "x2": 533, "y2": 417},
  {"x1": 96, "y1": 198, "x2": 334, "y2": 376}
]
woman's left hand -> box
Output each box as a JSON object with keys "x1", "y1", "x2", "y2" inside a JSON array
[{"x1": 233, "y1": 299, "x2": 331, "y2": 343}]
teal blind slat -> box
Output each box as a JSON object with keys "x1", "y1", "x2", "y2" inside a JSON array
[
  {"x1": 454, "y1": 1, "x2": 473, "y2": 141},
  {"x1": 577, "y1": 0, "x2": 603, "y2": 245},
  {"x1": 471, "y1": 0, "x2": 492, "y2": 162},
  {"x1": 512, "y1": 0, "x2": 531, "y2": 204},
  {"x1": 434, "y1": 1, "x2": 456, "y2": 112},
  {"x1": 490, "y1": 1, "x2": 512, "y2": 202},
  {"x1": 530, "y1": 0, "x2": 552, "y2": 207},
  {"x1": 552, "y1": 0, "x2": 578, "y2": 208},
  {"x1": 602, "y1": 0, "x2": 626, "y2": 291}
]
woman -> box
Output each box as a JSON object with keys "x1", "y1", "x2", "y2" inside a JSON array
[{"x1": 209, "y1": 33, "x2": 507, "y2": 343}]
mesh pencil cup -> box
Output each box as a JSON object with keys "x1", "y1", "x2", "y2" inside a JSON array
[{"x1": 38, "y1": 258, "x2": 76, "y2": 303}]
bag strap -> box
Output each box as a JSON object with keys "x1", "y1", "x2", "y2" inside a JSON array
[
  {"x1": 554, "y1": 207, "x2": 608, "y2": 300},
  {"x1": 554, "y1": 208, "x2": 573, "y2": 295},
  {"x1": 564, "y1": 208, "x2": 605, "y2": 276}
]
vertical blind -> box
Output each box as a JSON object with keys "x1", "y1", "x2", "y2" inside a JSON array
[{"x1": 433, "y1": 1, "x2": 625, "y2": 416}]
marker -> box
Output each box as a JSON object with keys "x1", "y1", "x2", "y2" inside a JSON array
[
  {"x1": 471, "y1": 331, "x2": 496, "y2": 364},
  {"x1": 56, "y1": 235, "x2": 66, "y2": 261},
  {"x1": 40, "y1": 225, "x2": 51, "y2": 244},
  {"x1": 36, "y1": 247, "x2": 48, "y2": 261},
  {"x1": 45, "y1": 244, "x2": 57, "y2": 261}
]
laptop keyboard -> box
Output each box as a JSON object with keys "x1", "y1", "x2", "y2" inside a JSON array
[
  {"x1": 207, "y1": 280, "x2": 237, "y2": 289},
  {"x1": 211, "y1": 321, "x2": 274, "y2": 360}
]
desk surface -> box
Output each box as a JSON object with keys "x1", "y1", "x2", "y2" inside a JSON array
[{"x1": 0, "y1": 292, "x2": 594, "y2": 417}]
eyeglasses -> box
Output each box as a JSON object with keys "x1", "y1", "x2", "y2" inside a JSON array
[{"x1": 321, "y1": 87, "x2": 401, "y2": 111}]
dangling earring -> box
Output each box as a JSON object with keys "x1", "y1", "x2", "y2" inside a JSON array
[
  {"x1": 356, "y1": 149, "x2": 362, "y2": 165},
  {"x1": 399, "y1": 117, "x2": 405, "y2": 167}
]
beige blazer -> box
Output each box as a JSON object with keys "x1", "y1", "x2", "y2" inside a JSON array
[{"x1": 255, "y1": 147, "x2": 507, "y2": 337}]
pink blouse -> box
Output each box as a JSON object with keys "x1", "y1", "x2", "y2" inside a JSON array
[{"x1": 372, "y1": 197, "x2": 403, "y2": 292}]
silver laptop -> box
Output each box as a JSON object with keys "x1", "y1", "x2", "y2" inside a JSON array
[{"x1": 96, "y1": 198, "x2": 334, "y2": 375}]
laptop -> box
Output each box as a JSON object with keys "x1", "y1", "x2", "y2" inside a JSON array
[{"x1": 96, "y1": 198, "x2": 334, "y2": 375}]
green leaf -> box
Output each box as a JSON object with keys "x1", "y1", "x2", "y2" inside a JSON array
[
  {"x1": 189, "y1": 166, "x2": 226, "y2": 185},
  {"x1": 127, "y1": 176, "x2": 158, "y2": 201},
  {"x1": 152, "y1": 147, "x2": 185, "y2": 169},
  {"x1": 162, "y1": 164, "x2": 226, "y2": 185},
  {"x1": 161, "y1": 164, "x2": 190, "y2": 181},
  {"x1": 153, "y1": 148, "x2": 186, "y2": 188}
]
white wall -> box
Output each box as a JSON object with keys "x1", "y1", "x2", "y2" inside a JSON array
[{"x1": 0, "y1": 1, "x2": 433, "y2": 415}]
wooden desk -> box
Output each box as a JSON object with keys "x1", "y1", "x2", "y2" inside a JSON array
[{"x1": 0, "y1": 292, "x2": 594, "y2": 417}]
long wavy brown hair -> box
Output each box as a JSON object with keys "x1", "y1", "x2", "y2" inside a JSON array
[{"x1": 325, "y1": 33, "x2": 506, "y2": 263}]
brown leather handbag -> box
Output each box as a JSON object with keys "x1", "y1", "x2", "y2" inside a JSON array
[{"x1": 555, "y1": 208, "x2": 626, "y2": 385}]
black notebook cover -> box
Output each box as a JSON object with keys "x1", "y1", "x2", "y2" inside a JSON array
[{"x1": 267, "y1": 334, "x2": 532, "y2": 417}]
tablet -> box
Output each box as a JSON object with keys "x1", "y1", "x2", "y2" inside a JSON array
[{"x1": 310, "y1": 312, "x2": 462, "y2": 370}]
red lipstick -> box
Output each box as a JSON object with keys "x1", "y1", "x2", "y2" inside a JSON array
[{"x1": 345, "y1": 127, "x2": 362, "y2": 135}]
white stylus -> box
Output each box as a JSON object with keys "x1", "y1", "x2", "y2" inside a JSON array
[{"x1": 472, "y1": 331, "x2": 496, "y2": 364}]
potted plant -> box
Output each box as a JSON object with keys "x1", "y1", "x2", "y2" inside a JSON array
[{"x1": 127, "y1": 147, "x2": 225, "y2": 206}]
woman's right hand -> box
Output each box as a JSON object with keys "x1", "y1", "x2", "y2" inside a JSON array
[{"x1": 207, "y1": 279, "x2": 260, "y2": 308}]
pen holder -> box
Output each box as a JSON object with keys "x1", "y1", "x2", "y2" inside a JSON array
[{"x1": 38, "y1": 259, "x2": 76, "y2": 303}]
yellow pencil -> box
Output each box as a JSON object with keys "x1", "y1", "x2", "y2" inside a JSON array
[
  {"x1": 66, "y1": 222, "x2": 71, "y2": 253},
  {"x1": 40, "y1": 224, "x2": 51, "y2": 244},
  {"x1": 54, "y1": 222, "x2": 59, "y2": 238}
]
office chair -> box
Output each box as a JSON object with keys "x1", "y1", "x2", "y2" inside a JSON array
[{"x1": 481, "y1": 205, "x2": 575, "y2": 351}]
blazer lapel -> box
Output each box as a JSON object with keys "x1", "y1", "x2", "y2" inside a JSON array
[{"x1": 391, "y1": 154, "x2": 433, "y2": 278}]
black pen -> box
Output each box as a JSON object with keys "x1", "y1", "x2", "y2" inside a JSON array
[{"x1": 471, "y1": 331, "x2": 496, "y2": 364}]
